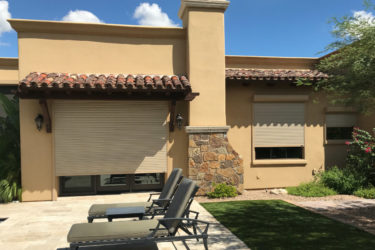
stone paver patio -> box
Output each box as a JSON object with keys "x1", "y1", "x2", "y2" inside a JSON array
[
  {"x1": 292, "y1": 199, "x2": 375, "y2": 235},
  {"x1": 0, "y1": 192, "x2": 249, "y2": 250}
]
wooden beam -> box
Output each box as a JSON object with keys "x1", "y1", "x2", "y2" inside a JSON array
[
  {"x1": 169, "y1": 100, "x2": 176, "y2": 132},
  {"x1": 184, "y1": 92, "x2": 199, "y2": 101},
  {"x1": 39, "y1": 99, "x2": 52, "y2": 133}
]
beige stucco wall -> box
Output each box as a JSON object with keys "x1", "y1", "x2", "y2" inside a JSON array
[
  {"x1": 0, "y1": 58, "x2": 18, "y2": 85},
  {"x1": 182, "y1": 9, "x2": 227, "y2": 126},
  {"x1": 168, "y1": 101, "x2": 190, "y2": 177},
  {"x1": 20, "y1": 99, "x2": 54, "y2": 201},
  {"x1": 226, "y1": 56, "x2": 319, "y2": 70},
  {"x1": 12, "y1": 20, "x2": 189, "y2": 201},
  {"x1": 13, "y1": 22, "x2": 186, "y2": 78},
  {"x1": 358, "y1": 114, "x2": 375, "y2": 136},
  {"x1": 226, "y1": 82, "x2": 326, "y2": 189}
]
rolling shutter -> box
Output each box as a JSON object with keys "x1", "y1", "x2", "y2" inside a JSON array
[
  {"x1": 54, "y1": 100, "x2": 168, "y2": 176},
  {"x1": 326, "y1": 114, "x2": 356, "y2": 127},
  {"x1": 253, "y1": 103, "x2": 305, "y2": 147}
]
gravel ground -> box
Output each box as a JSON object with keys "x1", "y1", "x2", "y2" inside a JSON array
[
  {"x1": 196, "y1": 189, "x2": 363, "y2": 203},
  {"x1": 197, "y1": 189, "x2": 375, "y2": 236}
]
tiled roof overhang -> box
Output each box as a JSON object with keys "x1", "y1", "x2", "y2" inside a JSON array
[
  {"x1": 225, "y1": 69, "x2": 328, "y2": 81},
  {"x1": 18, "y1": 72, "x2": 197, "y2": 100}
]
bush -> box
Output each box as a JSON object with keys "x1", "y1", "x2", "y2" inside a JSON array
[
  {"x1": 207, "y1": 183, "x2": 238, "y2": 198},
  {"x1": 0, "y1": 94, "x2": 21, "y2": 203},
  {"x1": 354, "y1": 188, "x2": 375, "y2": 199},
  {"x1": 0, "y1": 179, "x2": 22, "y2": 203},
  {"x1": 346, "y1": 127, "x2": 375, "y2": 187},
  {"x1": 319, "y1": 166, "x2": 365, "y2": 194},
  {"x1": 286, "y1": 182, "x2": 337, "y2": 197}
]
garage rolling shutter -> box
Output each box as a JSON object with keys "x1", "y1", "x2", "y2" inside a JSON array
[
  {"x1": 54, "y1": 100, "x2": 168, "y2": 176},
  {"x1": 253, "y1": 103, "x2": 305, "y2": 147},
  {"x1": 326, "y1": 114, "x2": 356, "y2": 127}
]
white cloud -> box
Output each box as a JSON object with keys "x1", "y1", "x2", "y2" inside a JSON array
[
  {"x1": 353, "y1": 10, "x2": 375, "y2": 25},
  {"x1": 133, "y1": 3, "x2": 177, "y2": 27},
  {"x1": 62, "y1": 10, "x2": 103, "y2": 23},
  {"x1": 0, "y1": 0, "x2": 12, "y2": 36}
]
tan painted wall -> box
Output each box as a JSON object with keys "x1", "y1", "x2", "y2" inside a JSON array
[
  {"x1": 182, "y1": 9, "x2": 227, "y2": 126},
  {"x1": 226, "y1": 56, "x2": 319, "y2": 70},
  {"x1": 168, "y1": 101, "x2": 189, "y2": 177},
  {"x1": 17, "y1": 33, "x2": 186, "y2": 77},
  {"x1": 358, "y1": 114, "x2": 375, "y2": 136},
  {"x1": 20, "y1": 99, "x2": 54, "y2": 201},
  {"x1": 0, "y1": 58, "x2": 18, "y2": 84},
  {"x1": 226, "y1": 82, "x2": 326, "y2": 189},
  {"x1": 325, "y1": 144, "x2": 347, "y2": 168}
]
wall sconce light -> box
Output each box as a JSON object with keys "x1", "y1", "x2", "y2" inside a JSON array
[
  {"x1": 176, "y1": 113, "x2": 183, "y2": 129},
  {"x1": 35, "y1": 114, "x2": 44, "y2": 131}
]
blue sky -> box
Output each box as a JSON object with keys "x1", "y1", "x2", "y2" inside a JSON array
[{"x1": 0, "y1": 0, "x2": 370, "y2": 58}]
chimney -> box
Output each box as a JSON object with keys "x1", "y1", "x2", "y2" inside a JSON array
[{"x1": 179, "y1": 0, "x2": 230, "y2": 126}]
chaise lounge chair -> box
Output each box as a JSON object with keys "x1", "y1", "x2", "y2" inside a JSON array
[
  {"x1": 87, "y1": 168, "x2": 183, "y2": 222},
  {"x1": 68, "y1": 178, "x2": 210, "y2": 250}
]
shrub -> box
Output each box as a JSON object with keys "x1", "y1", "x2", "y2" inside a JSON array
[
  {"x1": 207, "y1": 183, "x2": 238, "y2": 198},
  {"x1": 354, "y1": 188, "x2": 375, "y2": 199},
  {"x1": 286, "y1": 182, "x2": 337, "y2": 197},
  {"x1": 319, "y1": 166, "x2": 365, "y2": 194},
  {"x1": 0, "y1": 94, "x2": 21, "y2": 203}
]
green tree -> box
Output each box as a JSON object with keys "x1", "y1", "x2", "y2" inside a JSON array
[
  {"x1": 0, "y1": 93, "x2": 21, "y2": 202},
  {"x1": 305, "y1": 1, "x2": 375, "y2": 114}
]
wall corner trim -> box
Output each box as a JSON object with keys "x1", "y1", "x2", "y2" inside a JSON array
[
  {"x1": 185, "y1": 126, "x2": 230, "y2": 134},
  {"x1": 178, "y1": 0, "x2": 230, "y2": 19}
]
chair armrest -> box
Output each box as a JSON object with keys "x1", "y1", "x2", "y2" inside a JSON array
[
  {"x1": 187, "y1": 210, "x2": 200, "y2": 219},
  {"x1": 147, "y1": 193, "x2": 160, "y2": 202},
  {"x1": 152, "y1": 198, "x2": 171, "y2": 203},
  {"x1": 157, "y1": 217, "x2": 209, "y2": 225}
]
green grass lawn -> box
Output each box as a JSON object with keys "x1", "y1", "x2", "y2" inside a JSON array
[{"x1": 201, "y1": 200, "x2": 375, "y2": 250}]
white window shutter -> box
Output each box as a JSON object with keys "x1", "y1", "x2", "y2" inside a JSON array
[
  {"x1": 253, "y1": 103, "x2": 305, "y2": 147},
  {"x1": 54, "y1": 100, "x2": 168, "y2": 176},
  {"x1": 326, "y1": 114, "x2": 356, "y2": 127}
]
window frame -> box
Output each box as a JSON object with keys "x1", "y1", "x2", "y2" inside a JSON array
[
  {"x1": 324, "y1": 111, "x2": 357, "y2": 144},
  {"x1": 251, "y1": 97, "x2": 307, "y2": 165}
]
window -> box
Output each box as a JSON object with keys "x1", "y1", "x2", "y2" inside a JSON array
[
  {"x1": 255, "y1": 147, "x2": 304, "y2": 159},
  {"x1": 326, "y1": 114, "x2": 356, "y2": 140},
  {"x1": 253, "y1": 103, "x2": 305, "y2": 160}
]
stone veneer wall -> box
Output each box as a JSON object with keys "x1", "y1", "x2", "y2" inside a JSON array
[{"x1": 188, "y1": 132, "x2": 244, "y2": 195}]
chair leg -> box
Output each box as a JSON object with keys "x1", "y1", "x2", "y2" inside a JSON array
[
  {"x1": 87, "y1": 216, "x2": 94, "y2": 223},
  {"x1": 70, "y1": 244, "x2": 79, "y2": 250},
  {"x1": 193, "y1": 225, "x2": 198, "y2": 241},
  {"x1": 203, "y1": 236, "x2": 208, "y2": 250}
]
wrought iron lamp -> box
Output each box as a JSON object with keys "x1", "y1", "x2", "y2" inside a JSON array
[
  {"x1": 176, "y1": 113, "x2": 183, "y2": 129},
  {"x1": 35, "y1": 114, "x2": 44, "y2": 131}
]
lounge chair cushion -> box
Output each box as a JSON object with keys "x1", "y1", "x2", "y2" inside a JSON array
[
  {"x1": 88, "y1": 202, "x2": 153, "y2": 217},
  {"x1": 67, "y1": 219, "x2": 168, "y2": 243}
]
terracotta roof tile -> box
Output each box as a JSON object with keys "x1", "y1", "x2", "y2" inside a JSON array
[
  {"x1": 226, "y1": 68, "x2": 328, "y2": 81},
  {"x1": 19, "y1": 72, "x2": 191, "y2": 92}
]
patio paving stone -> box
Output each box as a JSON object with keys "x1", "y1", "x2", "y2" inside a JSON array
[{"x1": 0, "y1": 192, "x2": 249, "y2": 250}]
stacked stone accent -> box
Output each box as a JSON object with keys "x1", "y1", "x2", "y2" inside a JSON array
[{"x1": 188, "y1": 132, "x2": 244, "y2": 195}]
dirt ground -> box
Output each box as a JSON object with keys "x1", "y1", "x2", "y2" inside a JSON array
[{"x1": 197, "y1": 189, "x2": 375, "y2": 235}]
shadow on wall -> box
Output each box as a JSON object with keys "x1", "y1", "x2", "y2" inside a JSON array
[
  {"x1": 325, "y1": 144, "x2": 348, "y2": 169},
  {"x1": 225, "y1": 80, "x2": 325, "y2": 128},
  {"x1": 168, "y1": 101, "x2": 189, "y2": 177}
]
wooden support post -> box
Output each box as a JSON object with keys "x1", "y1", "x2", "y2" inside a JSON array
[
  {"x1": 169, "y1": 100, "x2": 176, "y2": 132},
  {"x1": 184, "y1": 92, "x2": 199, "y2": 101},
  {"x1": 39, "y1": 99, "x2": 52, "y2": 133}
]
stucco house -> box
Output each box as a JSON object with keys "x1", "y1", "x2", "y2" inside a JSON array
[{"x1": 0, "y1": 0, "x2": 374, "y2": 202}]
